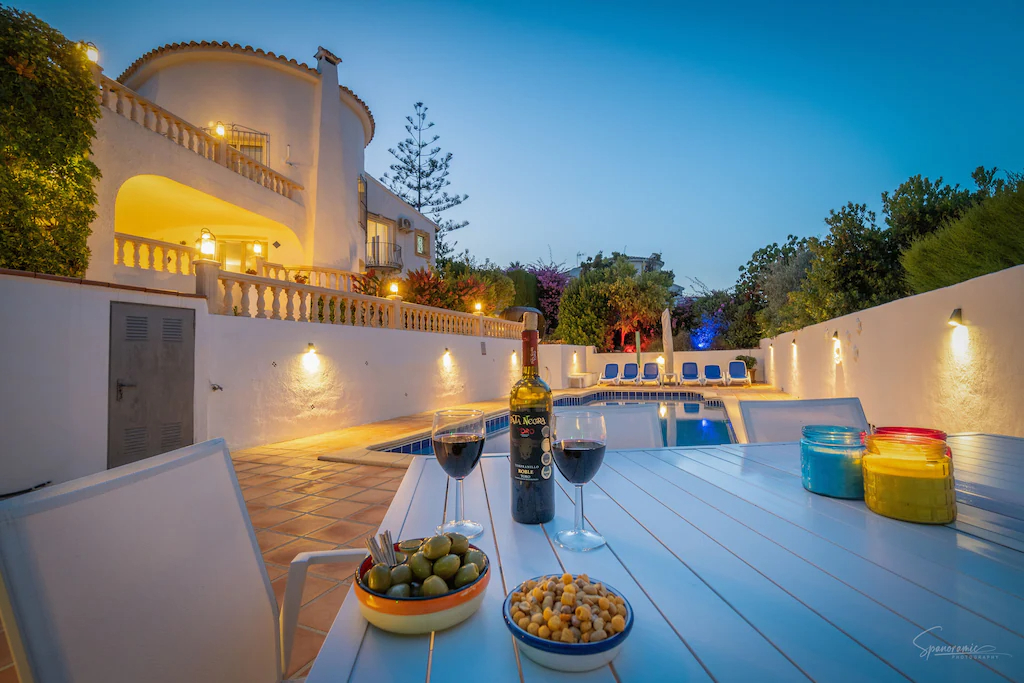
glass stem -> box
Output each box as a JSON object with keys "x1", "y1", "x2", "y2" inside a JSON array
[
  {"x1": 455, "y1": 477, "x2": 465, "y2": 523},
  {"x1": 574, "y1": 484, "x2": 584, "y2": 533}
]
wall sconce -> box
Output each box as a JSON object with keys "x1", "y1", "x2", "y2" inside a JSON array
[
  {"x1": 656, "y1": 355, "x2": 665, "y2": 365},
  {"x1": 302, "y1": 342, "x2": 320, "y2": 372},
  {"x1": 511, "y1": 350, "x2": 518, "y2": 366},
  {"x1": 253, "y1": 241, "x2": 262, "y2": 256},
  {"x1": 214, "y1": 121, "x2": 226, "y2": 137},
  {"x1": 81, "y1": 41, "x2": 99, "y2": 63},
  {"x1": 442, "y1": 347, "x2": 452, "y2": 369},
  {"x1": 572, "y1": 351, "x2": 578, "y2": 364},
  {"x1": 473, "y1": 302, "x2": 483, "y2": 315},
  {"x1": 195, "y1": 228, "x2": 217, "y2": 259},
  {"x1": 791, "y1": 338, "x2": 797, "y2": 346},
  {"x1": 948, "y1": 308, "x2": 963, "y2": 327},
  {"x1": 390, "y1": 282, "x2": 399, "y2": 295},
  {"x1": 832, "y1": 331, "x2": 841, "y2": 365}
]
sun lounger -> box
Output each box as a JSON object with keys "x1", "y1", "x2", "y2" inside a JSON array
[
  {"x1": 701, "y1": 364, "x2": 724, "y2": 386},
  {"x1": 640, "y1": 362, "x2": 661, "y2": 385},
  {"x1": 726, "y1": 360, "x2": 751, "y2": 386},
  {"x1": 598, "y1": 363, "x2": 619, "y2": 385},
  {"x1": 680, "y1": 362, "x2": 700, "y2": 384},
  {"x1": 621, "y1": 362, "x2": 640, "y2": 384}
]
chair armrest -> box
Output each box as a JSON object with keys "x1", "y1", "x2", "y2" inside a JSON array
[{"x1": 280, "y1": 548, "x2": 366, "y2": 675}]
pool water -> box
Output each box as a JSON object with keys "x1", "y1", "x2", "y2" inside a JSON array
[{"x1": 397, "y1": 400, "x2": 733, "y2": 456}]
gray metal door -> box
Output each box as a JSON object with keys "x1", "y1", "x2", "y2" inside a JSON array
[{"x1": 108, "y1": 302, "x2": 195, "y2": 468}]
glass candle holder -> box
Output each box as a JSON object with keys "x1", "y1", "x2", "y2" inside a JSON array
[
  {"x1": 800, "y1": 425, "x2": 866, "y2": 499},
  {"x1": 863, "y1": 434, "x2": 956, "y2": 524},
  {"x1": 875, "y1": 426, "x2": 952, "y2": 458}
]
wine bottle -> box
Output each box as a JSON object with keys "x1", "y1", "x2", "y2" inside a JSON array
[{"x1": 510, "y1": 316, "x2": 554, "y2": 524}]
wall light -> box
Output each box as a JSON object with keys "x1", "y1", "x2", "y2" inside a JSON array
[
  {"x1": 511, "y1": 350, "x2": 518, "y2": 366},
  {"x1": 948, "y1": 308, "x2": 963, "y2": 327},
  {"x1": 390, "y1": 282, "x2": 399, "y2": 294},
  {"x1": 572, "y1": 351, "x2": 578, "y2": 364},
  {"x1": 474, "y1": 302, "x2": 482, "y2": 312},
  {"x1": 302, "y1": 342, "x2": 320, "y2": 372},
  {"x1": 791, "y1": 338, "x2": 797, "y2": 346},
  {"x1": 81, "y1": 41, "x2": 99, "y2": 64},
  {"x1": 442, "y1": 347, "x2": 452, "y2": 369},
  {"x1": 253, "y1": 241, "x2": 262, "y2": 255},
  {"x1": 832, "y1": 331, "x2": 841, "y2": 365},
  {"x1": 195, "y1": 228, "x2": 217, "y2": 258},
  {"x1": 214, "y1": 121, "x2": 226, "y2": 137},
  {"x1": 656, "y1": 355, "x2": 665, "y2": 365}
]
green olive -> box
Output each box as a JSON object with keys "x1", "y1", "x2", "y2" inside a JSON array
[
  {"x1": 386, "y1": 583, "x2": 411, "y2": 598},
  {"x1": 410, "y1": 582, "x2": 422, "y2": 597},
  {"x1": 463, "y1": 550, "x2": 486, "y2": 572},
  {"x1": 432, "y1": 554, "x2": 460, "y2": 580},
  {"x1": 390, "y1": 564, "x2": 412, "y2": 585},
  {"x1": 420, "y1": 535, "x2": 452, "y2": 560},
  {"x1": 446, "y1": 533, "x2": 470, "y2": 555},
  {"x1": 408, "y1": 552, "x2": 432, "y2": 581},
  {"x1": 453, "y1": 563, "x2": 480, "y2": 588},
  {"x1": 398, "y1": 538, "x2": 424, "y2": 555},
  {"x1": 365, "y1": 563, "x2": 392, "y2": 593},
  {"x1": 421, "y1": 575, "x2": 448, "y2": 597}
]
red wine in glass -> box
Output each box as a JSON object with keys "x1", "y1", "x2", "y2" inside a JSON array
[
  {"x1": 433, "y1": 434, "x2": 485, "y2": 479},
  {"x1": 552, "y1": 439, "x2": 606, "y2": 484},
  {"x1": 551, "y1": 412, "x2": 607, "y2": 552}
]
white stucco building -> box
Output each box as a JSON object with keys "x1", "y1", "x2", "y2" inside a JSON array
[{"x1": 87, "y1": 41, "x2": 436, "y2": 288}]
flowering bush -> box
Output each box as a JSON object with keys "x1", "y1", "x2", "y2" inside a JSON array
[
  {"x1": 528, "y1": 262, "x2": 569, "y2": 335},
  {"x1": 353, "y1": 268, "x2": 383, "y2": 297}
]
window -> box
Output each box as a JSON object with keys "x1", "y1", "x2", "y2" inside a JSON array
[
  {"x1": 415, "y1": 230, "x2": 430, "y2": 257},
  {"x1": 358, "y1": 176, "x2": 367, "y2": 234}
]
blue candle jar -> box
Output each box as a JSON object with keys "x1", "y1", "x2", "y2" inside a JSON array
[{"x1": 800, "y1": 425, "x2": 866, "y2": 499}]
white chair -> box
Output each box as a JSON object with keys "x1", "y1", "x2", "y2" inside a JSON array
[
  {"x1": 740, "y1": 398, "x2": 869, "y2": 443},
  {"x1": 725, "y1": 360, "x2": 751, "y2": 386},
  {"x1": 557, "y1": 404, "x2": 664, "y2": 449},
  {"x1": 0, "y1": 439, "x2": 364, "y2": 683},
  {"x1": 598, "y1": 363, "x2": 620, "y2": 385}
]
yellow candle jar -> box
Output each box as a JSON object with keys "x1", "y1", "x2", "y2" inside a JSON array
[{"x1": 863, "y1": 434, "x2": 956, "y2": 524}]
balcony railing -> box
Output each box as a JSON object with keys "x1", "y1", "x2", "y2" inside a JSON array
[
  {"x1": 258, "y1": 260, "x2": 358, "y2": 292},
  {"x1": 366, "y1": 240, "x2": 402, "y2": 270},
  {"x1": 114, "y1": 233, "x2": 196, "y2": 275}
]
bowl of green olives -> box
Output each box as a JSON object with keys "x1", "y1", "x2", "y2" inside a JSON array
[{"x1": 353, "y1": 533, "x2": 490, "y2": 634}]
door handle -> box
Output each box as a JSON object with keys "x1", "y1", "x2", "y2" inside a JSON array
[{"x1": 116, "y1": 380, "x2": 137, "y2": 401}]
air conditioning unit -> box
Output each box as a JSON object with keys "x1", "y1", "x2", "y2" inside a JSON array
[{"x1": 397, "y1": 217, "x2": 413, "y2": 232}]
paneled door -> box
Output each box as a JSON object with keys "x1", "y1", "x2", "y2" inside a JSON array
[{"x1": 108, "y1": 302, "x2": 195, "y2": 468}]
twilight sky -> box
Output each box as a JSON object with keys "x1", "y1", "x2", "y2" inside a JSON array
[{"x1": 25, "y1": 0, "x2": 1024, "y2": 289}]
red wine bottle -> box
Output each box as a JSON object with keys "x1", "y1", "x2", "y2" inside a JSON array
[{"x1": 510, "y1": 322, "x2": 554, "y2": 524}]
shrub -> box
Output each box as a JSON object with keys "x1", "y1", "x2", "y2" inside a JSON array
[
  {"x1": 902, "y1": 184, "x2": 1024, "y2": 293},
  {"x1": 0, "y1": 7, "x2": 101, "y2": 276},
  {"x1": 735, "y1": 355, "x2": 757, "y2": 370},
  {"x1": 508, "y1": 269, "x2": 539, "y2": 308}
]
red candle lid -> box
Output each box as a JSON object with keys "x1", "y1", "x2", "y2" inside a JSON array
[{"x1": 874, "y1": 427, "x2": 951, "y2": 457}]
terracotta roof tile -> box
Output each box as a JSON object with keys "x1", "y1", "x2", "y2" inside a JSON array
[{"x1": 116, "y1": 41, "x2": 374, "y2": 143}]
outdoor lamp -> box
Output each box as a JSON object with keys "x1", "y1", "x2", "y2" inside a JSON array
[
  {"x1": 302, "y1": 343, "x2": 320, "y2": 372},
  {"x1": 82, "y1": 42, "x2": 99, "y2": 63},
  {"x1": 948, "y1": 308, "x2": 963, "y2": 327},
  {"x1": 511, "y1": 350, "x2": 518, "y2": 365},
  {"x1": 474, "y1": 302, "x2": 483, "y2": 314},
  {"x1": 791, "y1": 338, "x2": 797, "y2": 346},
  {"x1": 214, "y1": 121, "x2": 226, "y2": 137},
  {"x1": 657, "y1": 355, "x2": 665, "y2": 365},
  {"x1": 832, "y1": 331, "x2": 841, "y2": 364},
  {"x1": 253, "y1": 242, "x2": 262, "y2": 255},
  {"x1": 443, "y1": 348, "x2": 452, "y2": 369},
  {"x1": 195, "y1": 228, "x2": 217, "y2": 258},
  {"x1": 390, "y1": 282, "x2": 399, "y2": 294},
  {"x1": 307, "y1": 343, "x2": 317, "y2": 354}
]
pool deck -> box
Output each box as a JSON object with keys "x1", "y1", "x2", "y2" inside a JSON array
[{"x1": 251, "y1": 383, "x2": 792, "y2": 470}]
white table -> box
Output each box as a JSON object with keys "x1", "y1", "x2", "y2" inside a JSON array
[{"x1": 307, "y1": 443, "x2": 1024, "y2": 682}]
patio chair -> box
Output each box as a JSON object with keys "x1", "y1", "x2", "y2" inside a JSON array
[
  {"x1": 701, "y1": 364, "x2": 724, "y2": 386},
  {"x1": 740, "y1": 398, "x2": 869, "y2": 443},
  {"x1": 621, "y1": 362, "x2": 640, "y2": 384},
  {"x1": 726, "y1": 360, "x2": 751, "y2": 386},
  {"x1": 640, "y1": 362, "x2": 661, "y2": 385},
  {"x1": 0, "y1": 438, "x2": 364, "y2": 683},
  {"x1": 598, "y1": 363, "x2": 620, "y2": 385},
  {"x1": 680, "y1": 362, "x2": 700, "y2": 385}
]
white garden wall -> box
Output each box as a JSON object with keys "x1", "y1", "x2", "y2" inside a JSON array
[
  {"x1": 762, "y1": 265, "x2": 1024, "y2": 437},
  {"x1": 0, "y1": 272, "x2": 518, "y2": 495}
]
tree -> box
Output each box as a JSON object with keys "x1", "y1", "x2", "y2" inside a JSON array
[
  {"x1": 0, "y1": 6, "x2": 101, "y2": 276},
  {"x1": 756, "y1": 246, "x2": 812, "y2": 337},
  {"x1": 380, "y1": 102, "x2": 467, "y2": 270}
]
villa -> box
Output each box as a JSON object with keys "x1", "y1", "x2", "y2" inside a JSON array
[{"x1": 1, "y1": 16, "x2": 1023, "y2": 683}]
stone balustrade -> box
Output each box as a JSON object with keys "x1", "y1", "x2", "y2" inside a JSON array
[
  {"x1": 258, "y1": 261, "x2": 357, "y2": 292},
  {"x1": 97, "y1": 76, "x2": 303, "y2": 200},
  {"x1": 114, "y1": 232, "x2": 195, "y2": 275},
  {"x1": 200, "y1": 268, "x2": 523, "y2": 339}
]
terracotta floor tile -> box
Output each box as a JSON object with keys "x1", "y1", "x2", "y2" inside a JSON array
[
  {"x1": 271, "y1": 514, "x2": 335, "y2": 537},
  {"x1": 241, "y1": 486, "x2": 276, "y2": 501},
  {"x1": 0, "y1": 665, "x2": 19, "y2": 683},
  {"x1": 310, "y1": 558, "x2": 362, "y2": 581},
  {"x1": 286, "y1": 626, "x2": 325, "y2": 678},
  {"x1": 247, "y1": 464, "x2": 288, "y2": 475},
  {"x1": 273, "y1": 466, "x2": 310, "y2": 477},
  {"x1": 347, "y1": 475, "x2": 391, "y2": 488},
  {"x1": 248, "y1": 507, "x2": 302, "y2": 529},
  {"x1": 299, "y1": 584, "x2": 350, "y2": 632},
  {"x1": 271, "y1": 573, "x2": 337, "y2": 608},
  {"x1": 234, "y1": 472, "x2": 257, "y2": 483},
  {"x1": 313, "y1": 500, "x2": 368, "y2": 520},
  {"x1": 263, "y1": 538, "x2": 338, "y2": 566},
  {"x1": 246, "y1": 499, "x2": 270, "y2": 513},
  {"x1": 309, "y1": 520, "x2": 375, "y2": 545},
  {"x1": 346, "y1": 465, "x2": 392, "y2": 476},
  {"x1": 250, "y1": 490, "x2": 305, "y2": 507},
  {"x1": 319, "y1": 484, "x2": 363, "y2": 500},
  {"x1": 345, "y1": 488, "x2": 395, "y2": 505},
  {"x1": 255, "y1": 530, "x2": 296, "y2": 553},
  {"x1": 375, "y1": 478, "x2": 402, "y2": 492},
  {"x1": 0, "y1": 630, "x2": 11, "y2": 669},
  {"x1": 346, "y1": 505, "x2": 388, "y2": 526},
  {"x1": 288, "y1": 480, "x2": 338, "y2": 495},
  {"x1": 282, "y1": 495, "x2": 335, "y2": 513},
  {"x1": 264, "y1": 477, "x2": 307, "y2": 491},
  {"x1": 292, "y1": 468, "x2": 335, "y2": 481},
  {"x1": 322, "y1": 471, "x2": 361, "y2": 484},
  {"x1": 233, "y1": 461, "x2": 262, "y2": 472},
  {"x1": 241, "y1": 474, "x2": 283, "y2": 487},
  {"x1": 264, "y1": 563, "x2": 288, "y2": 581}
]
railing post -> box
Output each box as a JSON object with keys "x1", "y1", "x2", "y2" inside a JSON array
[
  {"x1": 194, "y1": 260, "x2": 222, "y2": 314},
  {"x1": 255, "y1": 256, "x2": 266, "y2": 277}
]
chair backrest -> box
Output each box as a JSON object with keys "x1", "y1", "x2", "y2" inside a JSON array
[
  {"x1": 557, "y1": 405, "x2": 663, "y2": 449},
  {"x1": 704, "y1": 364, "x2": 722, "y2": 380},
  {"x1": 642, "y1": 362, "x2": 659, "y2": 378},
  {"x1": 0, "y1": 439, "x2": 280, "y2": 683},
  {"x1": 622, "y1": 363, "x2": 639, "y2": 378},
  {"x1": 681, "y1": 362, "x2": 699, "y2": 378},
  {"x1": 602, "y1": 363, "x2": 618, "y2": 378},
  {"x1": 740, "y1": 398, "x2": 869, "y2": 443},
  {"x1": 728, "y1": 360, "x2": 748, "y2": 378}
]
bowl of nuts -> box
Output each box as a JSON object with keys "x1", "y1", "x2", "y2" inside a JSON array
[{"x1": 502, "y1": 573, "x2": 633, "y2": 672}]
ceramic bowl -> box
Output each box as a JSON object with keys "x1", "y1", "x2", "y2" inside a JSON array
[
  {"x1": 502, "y1": 576, "x2": 634, "y2": 672},
  {"x1": 353, "y1": 544, "x2": 490, "y2": 635}
]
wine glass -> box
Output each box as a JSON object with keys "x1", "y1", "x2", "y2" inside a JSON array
[
  {"x1": 551, "y1": 411, "x2": 607, "y2": 551},
  {"x1": 432, "y1": 409, "x2": 486, "y2": 539}
]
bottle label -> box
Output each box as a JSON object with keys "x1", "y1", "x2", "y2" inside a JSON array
[{"x1": 511, "y1": 408, "x2": 552, "y2": 482}]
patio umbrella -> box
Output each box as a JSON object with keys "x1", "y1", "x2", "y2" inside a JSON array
[
  {"x1": 661, "y1": 308, "x2": 675, "y2": 377},
  {"x1": 635, "y1": 331, "x2": 641, "y2": 369}
]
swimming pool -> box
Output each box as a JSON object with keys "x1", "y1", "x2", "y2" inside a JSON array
[{"x1": 383, "y1": 395, "x2": 734, "y2": 456}]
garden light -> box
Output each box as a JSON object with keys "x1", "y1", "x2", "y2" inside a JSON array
[
  {"x1": 511, "y1": 350, "x2": 518, "y2": 366},
  {"x1": 443, "y1": 348, "x2": 452, "y2": 369},
  {"x1": 390, "y1": 282, "x2": 399, "y2": 294},
  {"x1": 302, "y1": 343, "x2": 320, "y2": 372},
  {"x1": 214, "y1": 121, "x2": 226, "y2": 137},
  {"x1": 948, "y1": 308, "x2": 963, "y2": 327},
  {"x1": 195, "y1": 228, "x2": 217, "y2": 258},
  {"x1": 253, "y1": 242, "x2": 262, "y2": 255},
  {"x1": 656, "y1": 355, "x2": 665, "y2": 365},
  {"x1": 832, "y1": 331, "x2": 841, "y2": 365},
  {"x1": 82, "y1": 41, "x2": 99, "y2": 63}
]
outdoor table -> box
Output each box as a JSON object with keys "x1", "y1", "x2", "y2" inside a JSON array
[{"x1": 307, "y1": 441, "x2": 1024, "y2": 682}]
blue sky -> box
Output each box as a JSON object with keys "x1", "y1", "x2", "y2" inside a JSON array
[{"x1": 25, "y1": 0, "x2": 1024, "y2": 289}]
